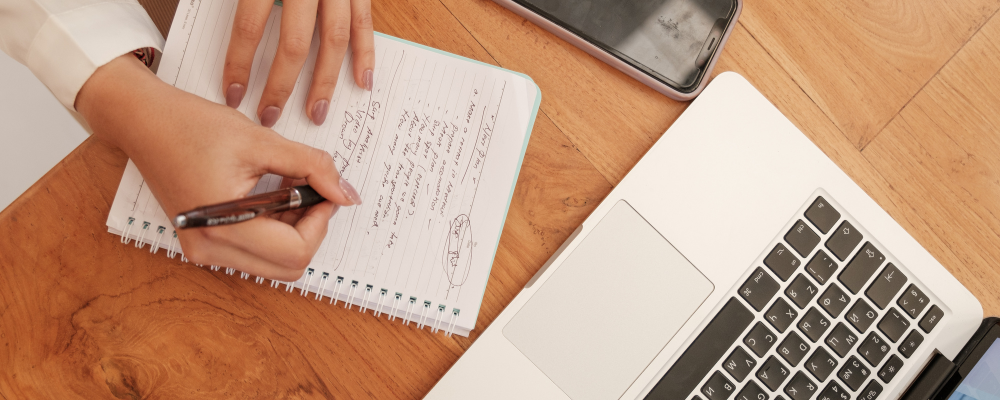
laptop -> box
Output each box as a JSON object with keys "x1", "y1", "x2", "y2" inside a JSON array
[{"x1": 425, "y1": 72, "x2": 984, "y2": 400}]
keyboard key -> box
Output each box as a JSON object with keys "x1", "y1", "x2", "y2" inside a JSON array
[
  {"x1": 804, "y1": 250, "x2": 838, "y2": 285},
  {"x1": 857, "y1": 332, "x2": 890, "y2": 367},
  {"x1": 865, "y1": 263, "x2": 907, "y2": 309},
  {"x1": 878, "y1": 307, "x2": 911, "y2": 342},
  {"x1": 859, "y1": 380, "x2": 883, "y2": 400},
  {"x1": 805, "y1": 196, "x2": 840, "y2": 234},
  {"x1": 765, "y1": 298, "x2": 799, "y2": 333},
  {"x1": 825, "y1": 221, "x2": 863, "y2": 261},
  {"x1": 786, "y1": 274, "x2": 819, "y2": 309},
  {"x1": 805, "y1": 347, "x2": 838, "y2": 381},
  {"x1": 723, "y1": 346, "x2": 757, "y2": 382},
  {"x1": 735, "y1": 381, "x2": 768, "y2": 400},
  {"x1": 899, "y1": 330, "x2": 924, "y2": 358},
  {"x1": 825, "y1": 323, "x2": 859, "y2": 358},
  {"x1": 845, "y1": 298, "x2": 878, "y2": 333},
  {"x1": 898, "y1": 284, "x2": 930, "y2": 319},
  {"x1": 744, "y1": 322, "x2": 778, "y2": 358},
  {"x1": 837, "y1": 356, "x2": 871, "y2": 391},
  {"x1": 702, "y1": 371, "x2": 736, "y2": 400},
  {"x1": 797, "y1": 308, "x2": 831, "y2": 342},
  {"x1": 838, "y1": 242, "x2": 885, "y2": 294},
  {"x1": 778, "y1": 331, "x2": 810, "y2": 367},
  {"x1": 817, "y1": 380, "x2": 850, "y2": 400},
  {"x1": 878, "y1": 355, "x2": 904, "y2": 383},
  {"x1": 740, "y1": 267, "x2": 780, "y2": 311},
  {"x1": 818, "y1": 283, "x2": 851, "y2": 318},
  {"x1": 756, "y1": 356, "x2": 790, "y2": 391},
  {"x1": 920, "y1": 305, "x2": 944, "y2": 333},
  {"x1": 647, "y1": 298, "x2": 755, "y2": 400},
  {"x1": 764, "y1": 243, "x2": 800, "y2": 282},
  {"x1": 785, "y1": 220, "x2": 820, "y2": 257},
  {"x1": 783, "y1": 372, "x2": 818, "y2": 400}
]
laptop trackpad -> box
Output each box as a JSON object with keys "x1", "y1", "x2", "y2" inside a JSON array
[{"x1": 503, "y1": 200, "x2": 714, "y2": 400}]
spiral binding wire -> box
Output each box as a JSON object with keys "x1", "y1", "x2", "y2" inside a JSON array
[
  {"x1": 135, "y1": 222, "x2": 150, "y2": 249},
  {"x1": 116, "y1": 220, "x2": 459, "y2": 336},
  {"x1": 150, "y1": 226, "x2": 166, "y2": 254},
  {"x1": 375, "y1": 289, "x2": 388, "y2": 317},
  {"x1": 166, "y1": 232, "x2": 179, "y2": 258},
  {"x1": 316, "y1": 273, "x2": 330, "y2": 300},
  {"x1": 345, "y1": 281, "x2": 359, "y2": 310},
  {"x1": 360, "y1": 285, "x2": 373, "y2": 313},
  {"x1": 301, "y1": 269, "x2": 314, "y2": 297},
  {"x1": 120, "y1": 217, "x2": 135, "y2": 244},
  {"x1": 331, "y1": 277, "x2": 345, "y2": 305}
]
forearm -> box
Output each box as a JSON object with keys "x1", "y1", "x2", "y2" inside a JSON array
[{"x1": 76, "y1": 54, "x2": 165, "y2": 153}]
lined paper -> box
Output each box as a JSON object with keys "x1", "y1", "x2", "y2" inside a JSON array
[{"x1": 106, "y1": 0, "x2": 539, "y2": 335}]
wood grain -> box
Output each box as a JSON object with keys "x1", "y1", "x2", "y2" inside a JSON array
[
  {"x1": 3, "y1": 0, "x2": 1000, "y2": 398},
  {"x1": 739, "y1": 0, "x2": 1000, "y2": 149},
  {"x1": 439, "y1": 0, "x2": 687, "y2": 184},
  {"x1": 863, "y1": 12, "x2": 1000, "y2": 316}
]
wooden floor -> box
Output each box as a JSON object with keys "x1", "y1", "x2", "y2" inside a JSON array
[{"x1": 3, "y1": 0, "x2": 1000, "y2": 398}]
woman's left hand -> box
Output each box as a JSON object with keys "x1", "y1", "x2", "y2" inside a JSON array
[{"x1": 221, "y1": 0, "x2": 375, "y2": 127}]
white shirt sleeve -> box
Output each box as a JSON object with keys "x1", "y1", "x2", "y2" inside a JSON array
[{"x1": 0, "y1": 0, "x2": 165, "y2": 110}]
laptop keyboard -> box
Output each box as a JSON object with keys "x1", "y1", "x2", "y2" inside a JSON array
[{"x1": 645, "y1": 192, "x2": 945, "y2": 400}]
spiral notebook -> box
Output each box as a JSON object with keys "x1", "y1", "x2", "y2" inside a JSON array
[{"x1": 105, "y1": 0, "x2": 540, "y2": 337}]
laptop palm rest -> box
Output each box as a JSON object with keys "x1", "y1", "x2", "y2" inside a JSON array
[{"x1": 502, "y1": 200, "x2": 715, "y2": 400}]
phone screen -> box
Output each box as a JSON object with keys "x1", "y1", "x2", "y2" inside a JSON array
[
  {"x1": 513, "y1": 0, "x2": 735, "y2": 90},
  {"x1": 949, "y1": 337, "x2": 1000, "y2": 399}
]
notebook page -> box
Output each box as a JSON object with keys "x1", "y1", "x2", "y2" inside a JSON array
[{"x1": 106, "y1": 0, "x2": 538, "y2": 334}]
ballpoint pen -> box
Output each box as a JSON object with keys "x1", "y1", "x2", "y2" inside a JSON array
[{"x1": 173, "y1": 185, "x2": 325, "y2": 229}]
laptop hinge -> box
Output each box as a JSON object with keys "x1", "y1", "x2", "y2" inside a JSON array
[{"x1": 899, "y1": 352, "x2": 957, "y2": 400}]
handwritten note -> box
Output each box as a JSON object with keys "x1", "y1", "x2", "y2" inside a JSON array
[{"x1": 105, "y1": 0, "x2": 539, "y2": 336}]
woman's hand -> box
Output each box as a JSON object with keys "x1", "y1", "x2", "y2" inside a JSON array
[
  {"x1": 222, "y1": 0, "x2": 375, "y2": 127},
  {"x1": 78, "y1": 55, "x2": 361, "y2": 281}
]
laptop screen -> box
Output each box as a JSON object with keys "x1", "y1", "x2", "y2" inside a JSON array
[{"x1": 948, "y1": 337, "x2": 1000, "y2": 399}]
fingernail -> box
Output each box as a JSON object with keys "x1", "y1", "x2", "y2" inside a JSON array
[
  {"x1": 311, "y1": 100, "x2": 329, "y2": 125},
  {"x1": 339, "y1": 177, "x2": 362, "y2": 205},
  {"x1": 363, "y1": 69, "x2": 374, "y2": 91},
  {"x1": 260, "y1": 106, "x2": 281, "y2": 128},
  {"x1": 226, "y1": 83, "x2": 245, "y2": 108}
]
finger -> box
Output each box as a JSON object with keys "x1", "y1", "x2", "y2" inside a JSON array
[
  {"x1": 257, "y1": 0, "x2": 320, "y2": 128},
  {"x1": 275, "y1": 206, "x2": 309, "y2": 225},
  {"x1": 222, "y1": 0, "x2": 273, "y2": 109},
  {"x1": 178, "y1": 232, "x2": 306, "y2": 281},
  {"x1": 257, "y1": 135, "x2": 362, "y2": 205},
  {"x1": 349, "y1": 0, "x2": 375, "y2": 90},
  {"x1": 207, "y1": 201, "x2": 336, "y2": 267},
  {"x1": 305, "y1": 0, "x2": 351, "y2": 126}
]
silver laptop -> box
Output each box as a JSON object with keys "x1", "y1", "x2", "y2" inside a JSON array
[{"x1": 425, "y1": 72, "x2": 982, "y2": 400}]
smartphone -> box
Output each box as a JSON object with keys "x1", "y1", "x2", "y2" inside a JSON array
[
  {"x1": 931, "y1": 317, "x2": 1000, "y2": 399},
  {"x1": 493, "y1": 0, "x2": 742, "y2": 101}
]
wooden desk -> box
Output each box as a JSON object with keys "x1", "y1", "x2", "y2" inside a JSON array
[{"x1": 3, "y1": 0, "x2": 1000, "y2": 398}]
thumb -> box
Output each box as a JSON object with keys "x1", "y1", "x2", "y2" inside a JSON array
[{"x1": 257, "y1": 134, "x2": 361, "y2": 206}]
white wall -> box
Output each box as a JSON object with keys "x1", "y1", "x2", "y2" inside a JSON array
[{"x1": 0, "y1": 51, "x2": 89, "y2": 212}]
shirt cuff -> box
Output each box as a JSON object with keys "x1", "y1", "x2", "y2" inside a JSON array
[{"x1": 25, "y1": 1, "x2": 164, "y2": 110}]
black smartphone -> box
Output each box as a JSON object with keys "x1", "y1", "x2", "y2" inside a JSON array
[
  {"x1": 930, "y1": 317, "x2": 1000, "y2": 399},
  {"x1": 493, "y1": 0, "x2": 741, "y2": 100}
]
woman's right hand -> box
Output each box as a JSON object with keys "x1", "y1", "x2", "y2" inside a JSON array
[{"x1": 78, "y1": 54, "x2": 361, "y2": 281}]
